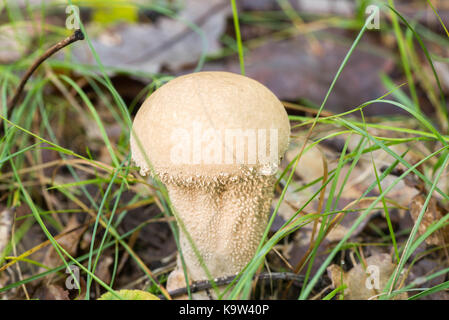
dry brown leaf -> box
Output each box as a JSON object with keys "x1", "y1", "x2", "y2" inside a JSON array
[
  {"x1": 96, "y1": 256, "x2": 113, "y2": 284},
  {"x1": 327, "y1": 264, "x2": 344, "y2": 289},
  {"x1": 71, "y1": 0, "x2": 229, "y2": 75},
  {"x1": 407, "y1": 258, "x2": 449, "y2": 300},
  {"x1": 203, "y1": 32, "x2": 394, "y2": 115},
  {"x1": 41, "y1": 216, "x2": 86, "y2": 271},
  {"x1": 409, "y1": 194, "x2": 449, "y2": 246},
  {"x1": 33, "y1": 284, "x2": 70, "y2": 300},
  {"x1": 285, "y1": 143, "x2": 325, "y2": 185},
  {"x1": 46, "y1": 285, "x2": 70, "y2": 300},
  {"x1": 327, "y1": 253, "x2": 408, "y2": 300}
]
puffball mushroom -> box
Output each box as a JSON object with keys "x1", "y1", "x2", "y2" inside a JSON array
[{"x1": 130, "y1": 71, "x2": 290, "y2": 298}]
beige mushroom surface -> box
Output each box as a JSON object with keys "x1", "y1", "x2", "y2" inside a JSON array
[{"x1": 131, "y1": 71, "x2": 290, "y2": 298}]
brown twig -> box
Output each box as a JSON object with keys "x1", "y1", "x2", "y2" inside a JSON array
[
  {"x1": 283, "y1": 101, "x2": 333, "y2": 117},
  {"x1": 4, "y1": 29, "x2": 84, "y2": 119},
  {"x1": 158, "y1": 272, "x2": 320, "y2": 299}
]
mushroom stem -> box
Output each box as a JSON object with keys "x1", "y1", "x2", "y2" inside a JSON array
[{"x1": 165, "y1": 172, "x2": 275, "y2": 297}]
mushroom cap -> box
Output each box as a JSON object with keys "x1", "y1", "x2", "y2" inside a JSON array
[{"x1": 130, "y1": 71, "x2": 290, "y2": 182}]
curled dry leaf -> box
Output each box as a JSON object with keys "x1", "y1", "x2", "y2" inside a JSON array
[
  {"x1": 327, "y1": 253, "x2": 408, "y2": 300},
  {"x1": 409, "y1": 194, "x2": 449, "y2": 247}
]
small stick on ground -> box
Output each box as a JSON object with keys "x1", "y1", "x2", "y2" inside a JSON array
[
  {"x1": 159, "y1": 272, "x2": 317, "y2": 299},
  {"x1": 4, "y1": 29, "x2": 84, "y2": 119}
]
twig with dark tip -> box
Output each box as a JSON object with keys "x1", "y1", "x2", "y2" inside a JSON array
[
  {"x1": 4, "y1": 29, "x2": 84, "y2": 119},
  {"x1": 158, "y1": 272, "x2": 318, "y2": 299}
]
